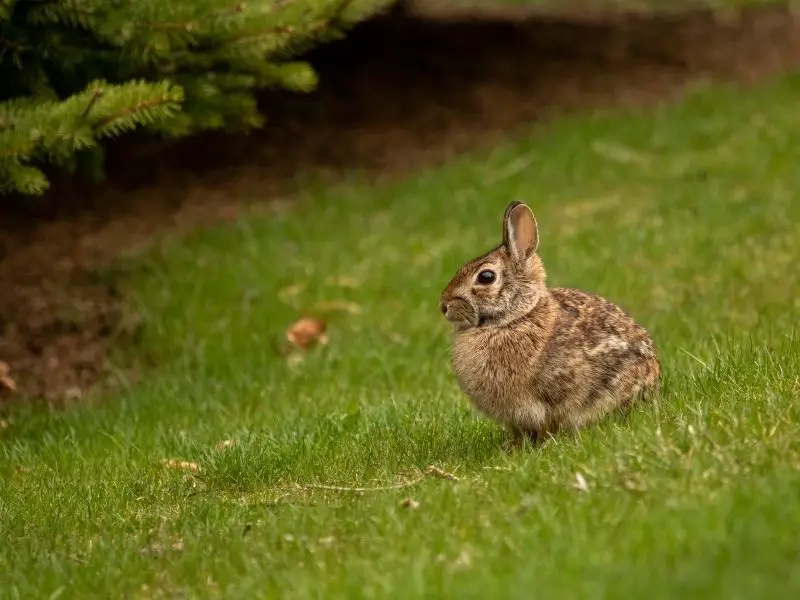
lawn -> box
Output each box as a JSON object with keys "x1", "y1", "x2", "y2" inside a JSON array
[{"x1": 2, "y1": 68, "x2": 800, "y2": 598}]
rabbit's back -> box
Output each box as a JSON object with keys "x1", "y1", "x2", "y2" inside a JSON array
[{"x1": 534, "y1": 287, "x2": 660, "y2": 429}]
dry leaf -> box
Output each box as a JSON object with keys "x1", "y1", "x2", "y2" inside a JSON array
[
  {"x1": 214, "y1": 439, "x2": 237, "y2": 451},
  {"x1": 400, "y1": 497, "x2": 420, "y2": 509},
  {"x1": 160, "y1": 458, "x2": 201, "y2": 473},
  {"x1": 310, "y1": 300, "x2": 362, "y2": 314},
  {"x1": 286, "y1": 317, "x2": 327, "y2": 350},
  {"x1": 0, "y1": 361, "x2": 16, "y2": 392},
  {"x1": 426, "y1": 465, "x2": 459, "y2": 481},
  {"x1": 0, "y1": 419, "x2": 9, "y2": 430},
  {"x1": 573, "y1": 472, "x2": 589, "y2": 492}
]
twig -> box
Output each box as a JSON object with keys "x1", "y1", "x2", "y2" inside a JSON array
[
  {"x1": 299, "y1": 476, "x2": 425, "y2": 493},
  {"x1": 298, "y1": 464, "x2": 460, "y2": 493},
  {"x1": 426, "y1": 464, "x2": 459, "y2": 481},
  {"x1": 79, "y1": 87, "x2": 104, "y2": 119},
  {"x1": 92, "y1": 94, "x2": 178, "y2": 130}
]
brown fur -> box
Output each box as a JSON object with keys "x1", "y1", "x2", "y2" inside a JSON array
[{"x1": 440, "y1": 200, "x2": 660, "y2": 447}]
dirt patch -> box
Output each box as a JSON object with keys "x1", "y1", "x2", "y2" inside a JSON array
[{"x1": 2, "y1": 1, "x2": 800, "y2": 406}]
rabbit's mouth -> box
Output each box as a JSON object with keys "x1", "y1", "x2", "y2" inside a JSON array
[{"x1": 441, "y1": 297, "x2": 480, "y2": 328}]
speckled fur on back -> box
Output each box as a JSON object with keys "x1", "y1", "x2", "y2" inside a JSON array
[{"x1": 439, "y1": 200, "x2": 660, "y2": 446}]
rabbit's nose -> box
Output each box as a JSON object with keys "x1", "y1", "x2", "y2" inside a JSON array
[{"x1": 440, "y1": 301, "x2": 448, "y2": 315}]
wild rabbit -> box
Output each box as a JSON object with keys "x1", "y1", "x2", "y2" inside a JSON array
[{"x1": 439, "y1": 200, "x2": 660, "y2": 448}]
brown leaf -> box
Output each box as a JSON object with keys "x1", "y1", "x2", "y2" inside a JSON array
[
  {"x1": 426, "y1": 465, "x2": 459, "y2": 481},
  {"x1": 400, "y1": 497, "x2": 420, "y2": 509},
  {"x1": 0, "y1": 361, "x2": 16, "y2": 392},
  {"x1": 286, "y1": 317, "x2": 327, "y2": 350}
]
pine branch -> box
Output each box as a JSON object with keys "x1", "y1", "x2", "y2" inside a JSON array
[
  {"x1": 0, "y1": 78, "x2": 183, "y2": 194},
  {"x1": 1, "y1": 0, "x2": 395, "y2": 196}
]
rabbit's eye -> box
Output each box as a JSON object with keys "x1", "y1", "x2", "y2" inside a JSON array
[{"x1": 476, "y1": 270, "x2": 496, "y2": 285}]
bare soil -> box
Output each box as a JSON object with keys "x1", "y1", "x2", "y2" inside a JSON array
[{"x1": 2, "y1": 1, "x2": 800, "y2": 407}]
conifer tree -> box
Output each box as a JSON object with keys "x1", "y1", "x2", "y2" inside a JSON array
[{"x1": 0, "y1": 0, "x2": 389, "y2": 195}]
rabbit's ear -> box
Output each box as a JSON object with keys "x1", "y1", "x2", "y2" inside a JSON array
[{"x1": 502, "y1": 200, "x2": 539, "y2": 262}]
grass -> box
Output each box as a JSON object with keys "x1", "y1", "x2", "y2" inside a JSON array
[{"x1": 3, "y1": 69, "x2": 800, "y2": 598}]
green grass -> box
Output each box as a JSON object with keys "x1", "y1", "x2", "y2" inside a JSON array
[{"x1": 3, "y1": 72, "x2": 800, "y2": 598}]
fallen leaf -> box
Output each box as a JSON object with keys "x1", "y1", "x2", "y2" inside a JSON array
[
  {"x1": 160, "y1": 458, "x2": 201, "y2": 473},
  {"x1": 426, "y1": 465, "x2": 459, "y2": 481},
  {"x1": 400, "y1": 497, "x2": 420, "y2": 509},
  {"x1": 286, "y1": 317, "x2": 327, "y2": 350},
  {"x1": 214, "y1": 439, "x2": 237, "y2": 451},
  {"x1": 573, "y1": 472, "x2": 589, "y2": 492},
  {"x1": 0, "y1": 419, "x2": 9, "y2": 430},
  {"x1": 0, "y1": 361, "x2": 16, "y2": 392}
]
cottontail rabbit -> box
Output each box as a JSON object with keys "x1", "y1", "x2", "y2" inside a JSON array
[{"x1": 439, "y1": 200, "x2": 660, "y2": 448}]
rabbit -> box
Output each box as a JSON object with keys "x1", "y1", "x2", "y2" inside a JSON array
[{"x1": 439, "y1": 200, "x2": 660, "y2": 449}]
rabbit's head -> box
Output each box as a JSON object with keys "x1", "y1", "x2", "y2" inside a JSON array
[{"x1": 440, "y1": 201, "x2": 548, "y2": 330}]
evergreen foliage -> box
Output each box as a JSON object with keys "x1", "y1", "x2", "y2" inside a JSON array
[{"x1": 0, "y1": 0, "x2": 390, "y2": 195}]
